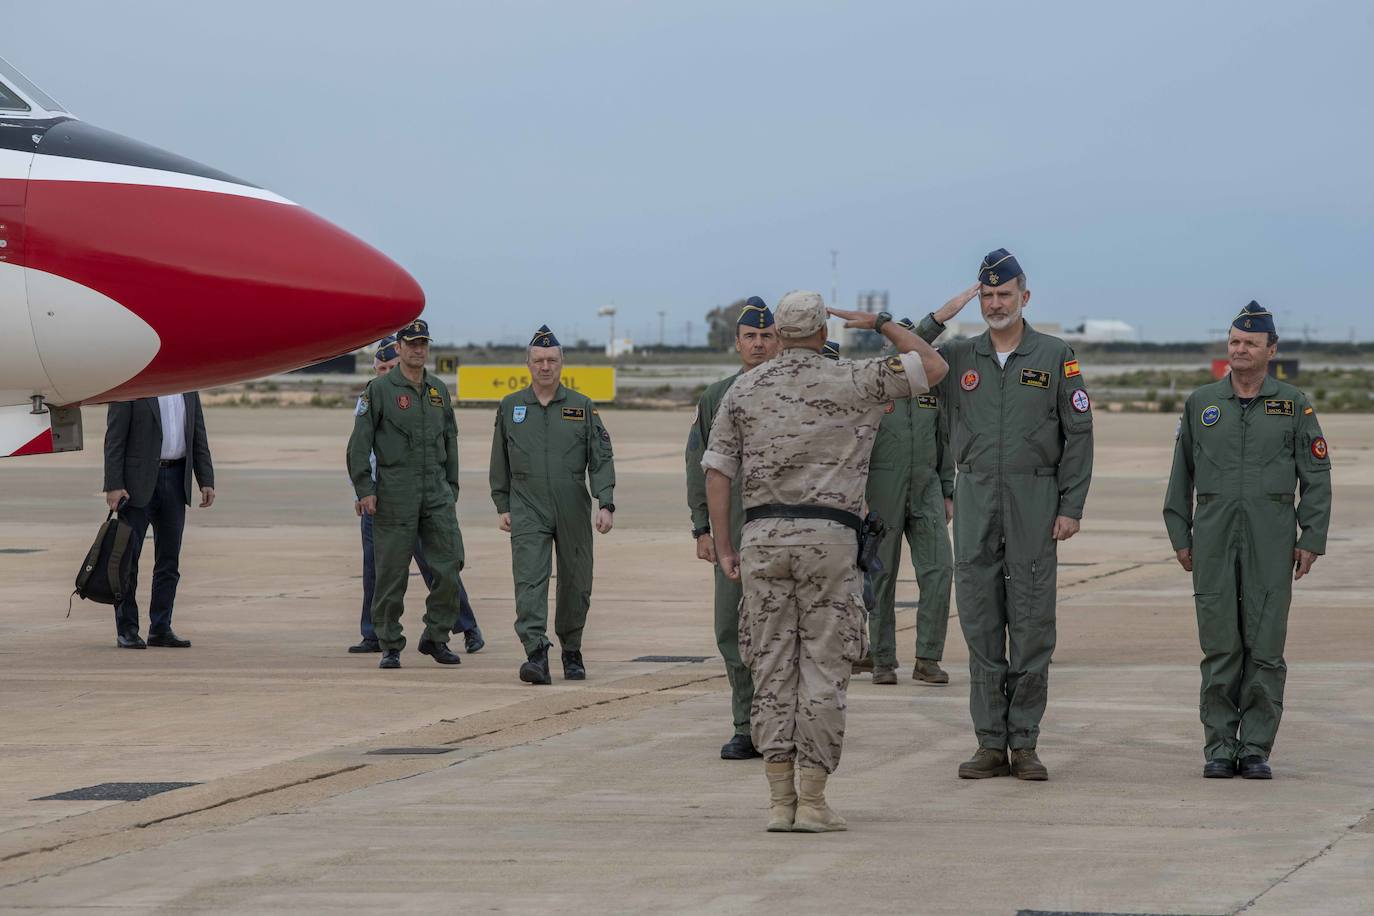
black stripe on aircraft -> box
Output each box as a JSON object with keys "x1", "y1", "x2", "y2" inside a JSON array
[
  {"x1": 34, "y1": 119, "x2": 260, "y2": 189},
  {"x1": 0, "y1": 116, "x2": 69, "y2": 153}
]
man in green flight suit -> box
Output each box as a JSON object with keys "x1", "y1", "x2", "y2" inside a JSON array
[
  {"x1": 347, "y1": 318, "x2": 467, "y2": 670},
  {"x1": 685, "y1": 297, "x2": 780, "y2": 760},
  {"x1": 1163, "y1": 302, "x2": 1332, "y2": 780},
  {"x1": 916, "y1": 250, "x2": 1094, "y2": 781},
  {"x1": 491, "y1": 325, "x2": 617, "y2": 685},
  {"x1": 860, "y1": 316, "x2": 955, "y2": 687}
]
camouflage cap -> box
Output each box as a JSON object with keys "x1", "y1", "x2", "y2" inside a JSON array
[{"x1": 774, "y1": 290, "x2": 827, "y2": 339}]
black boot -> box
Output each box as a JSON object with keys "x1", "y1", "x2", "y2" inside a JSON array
[
  {"x1": 378, "y1": 649, "x2": 401, "y2": 669},
  {"x1": 418, "y1": 638, "x2": 462, "y2": 665},
  {"x1": 1203, "y1": 758, "x2": 1237, "y2": 779},
  {"x1": 1239, "y1": 755, "x2": 1272, "y2": 779},
  {"x1": 463, "y1": 626, "x2": 485, "y2": 653},
  {"x1": 561, "y1": 649, "x2": 586, "y2": 680},
  {"x1": 720, "y1": 733, "x2": 762, "y2": 760},
  {"x1": 519, "y1": 645, "x2": 552, "y2": 685},
  {"x1": 348, "y1": 637, "x2": 381, "y2": 654}
]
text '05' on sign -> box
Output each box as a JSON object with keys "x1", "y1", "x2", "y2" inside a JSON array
[{"x1": 456, "y1": 366, "x2": 617, "y2": 402}]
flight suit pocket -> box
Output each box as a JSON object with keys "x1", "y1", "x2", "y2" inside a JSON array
[
  {"x1": 563, "y1": 424, "x2": 589, "y2": 474},
  {"x1": 506, "y1": 436, "x2": 534, "y2": 476},
  {"x1": 373, "y1": 417, "x2": 412, "y2": 469}
]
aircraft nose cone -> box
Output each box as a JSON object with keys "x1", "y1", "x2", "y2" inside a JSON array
[{"x1": 23, "y1": 128, "x2": 426, "y2": 401}]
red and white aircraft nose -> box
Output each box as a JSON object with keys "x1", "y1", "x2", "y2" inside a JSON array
[{"x1": 19, "y1": 120, "x2": 424, "y2": 404}]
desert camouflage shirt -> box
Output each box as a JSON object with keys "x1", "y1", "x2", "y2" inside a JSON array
[{"x1": 702, "y1": 347, "x2": 928, "y2": 546}]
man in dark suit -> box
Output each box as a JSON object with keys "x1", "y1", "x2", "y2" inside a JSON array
[{"x1": 102, "y1": 392, "x2": 215, "y2": 648}]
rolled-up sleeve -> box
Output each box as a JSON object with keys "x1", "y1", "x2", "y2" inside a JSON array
[
  {"x1": 701, "y1": 386, "x2": 742, "y2": 479},
  {"x1": 852, "y1": 352, "x2": 927, "y2": 403}
]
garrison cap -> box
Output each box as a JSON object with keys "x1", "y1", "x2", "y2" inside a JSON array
[
  {"x1": 397, "y1": 319, "x2": 432, "y2": 342},
  {"x1": 373, "y1": 334, "x2": 399, "y2": 363},
  {"x1": 529, "y1": 324, "x2": 561, "y2": 348},
  {"x1": 896, "y1": 316, "x2": 916, "y2": 331},
  {"x1": 738, "y1": 296, "x2": 775, "y2": 329},
  {"x1": 978, "y1": 248, "x2": 1023, "y2": 287},
  {"x1": 775, "y1": 290, "x2": 828, "y2": 339},
  {"x1": 820, "y1": 339, "x2": 840, "y2": 360},
  {"x1": 1232, "y1": 301, "x2": 1276, "y2": 337}
]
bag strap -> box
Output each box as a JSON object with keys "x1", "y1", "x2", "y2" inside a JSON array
[{"x1": 106, "y1": 520, "x2": 133, "y2": 602}]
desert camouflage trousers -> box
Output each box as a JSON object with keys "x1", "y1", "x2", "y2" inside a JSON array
[{"x1": 738, "y1": 542, "x2": 868, "y2": 774}]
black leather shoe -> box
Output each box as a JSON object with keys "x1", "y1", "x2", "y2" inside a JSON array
[
  {"x1": 418, "y1": 638, "x2": 462, "y2": 665},
  {"x1": 561, "y1": 649, "x2": 586, "y2": 680},
  {"x1": 1203, "y1": 758, "x2": 1237, "y2": 778},
  {"x1": 520, "y1": 646, "x2": 552, "y2": 685},
  {"x1": 147, "y1": 630, "x2": 191, "y2": 648},
  {"x1": 1239, "y1": 755, "x2": 1272, "y2": 779},
  {"x1": 348, "y1": 637, "x2": 381, "y2": 654},
  {"x1": 720, "y1": 733, "x2": 762, "y2": 760},
  {"x1": 379, "y1": 649, "x2": 401, "y2": 669},
  {"x1": 463, "y1": 626, "x2": 485, "y2": 654},
  {"x1": 117, "y1": 632, "x2": 147, "y2": 649}
]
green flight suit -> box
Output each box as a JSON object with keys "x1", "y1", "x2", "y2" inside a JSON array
[
  {"x1": 346, "y1": 367, "x2": 465, "y2": 652},
  {"x1": 685, "y1": 372, "x2": 753, "y2": 736},
  {"x1": 1163, "y1": 376, "x2": 1331, "y2": 761},
  {"x1": 864, "y1": 393, "x2": 954, "y2": 668},
  {"x1": 918, "y1": 314, "x2": 1094, "y2": 750},
  {"x1": 490, "y1": 384, "x2": 615, "y2": 655}
]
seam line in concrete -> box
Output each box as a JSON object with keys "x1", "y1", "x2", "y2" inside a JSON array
[{"x1": 1231, "y1": 809, "x2": 1373, "y2": 913}]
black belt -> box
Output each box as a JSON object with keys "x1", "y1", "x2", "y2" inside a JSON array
[
  {"x1": 743, "y1": 504, "x2": 862, "y2": 532},
  {"x1": 159, "y1": 458, "x2": 185, "y2": 467}
]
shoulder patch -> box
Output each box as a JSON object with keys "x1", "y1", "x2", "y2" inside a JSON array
[
  {"x1": 1063, "y1": 359, "x2": 1081, "y2": 378},
  {"x1": 1264, "y1": 399, "x2": 1294, "y2": 416},
  {"x1": 1020, "y1": 368, "x2": 1050, "y2": 389},
  {"x1": 916, "y1": 395, "x2": 938, "y2": 409},
  {"x1": 1070, "y1": 389, "x2": 1091, "y2": 413},
  {"x1": 1311, "y1": 436, "x2": 1328, "y2": 460},
  {"x1": 883, "y1": 356, "x2": 904, "y2": 372},
  {"x1": 355, "y1": 394, "x2": 369, "y2": 417},
  {"x1": 1303, "y1": 406, "x2": 1313, "y2": 415},
  {"x1": 562, "y1": 407, "x2": 586, "y2": 420}
]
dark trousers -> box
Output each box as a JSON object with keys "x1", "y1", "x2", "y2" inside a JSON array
[
  {"x1": 360, "y1": 513, "x2": 477, "y2": 640},
  {"x1": 114, "y1": 461, "x2": 188, "y2": 637}
]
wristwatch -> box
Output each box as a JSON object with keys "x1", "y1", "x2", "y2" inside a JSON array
[
  {"x1": 692, "y1": 525, "x2": 710, "y2": 539},
  {"x1": 602, "y1": 504, "x2": 616, "y2": 514},
  {"x1": 873, "y1": 311, "x2": 893, "y2": 333}
]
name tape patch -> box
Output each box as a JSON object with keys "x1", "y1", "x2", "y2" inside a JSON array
[
  {"x1": 1264, "y1": 399, "x2": 1294, "y2": 416},
  {"x1": 562, "y1": 407, "x2": 586, "y2": 420},
  {"x1": 1020, "y1": 368, "x2": 1050, "y2": 389},
  {"x1": 916, "y1": 395, "x2": 938, "y2": 409}
]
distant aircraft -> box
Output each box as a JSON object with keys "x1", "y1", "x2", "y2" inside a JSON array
[{"x1": 0, "y1": 55, "x2": 423, "y2": 457}]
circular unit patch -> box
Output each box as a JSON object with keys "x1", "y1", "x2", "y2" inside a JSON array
[
  {"x1": 1071, "y1": 389, "x2": 1091, "y2": 413},
  {"x1": 1312, "y1": 436, "x2": 1328, "y2": 460},
  {"x1": 1200, "y1": 405, "x2": 1221, "y2": 427},
  {"x1": 960, "y1": 369, "x2": 980, "y2": 391}
]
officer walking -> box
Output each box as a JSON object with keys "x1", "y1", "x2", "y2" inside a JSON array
[
  {"x1": 685, "y1": 297, "x2": 780, "y2": 760},
  {"x1": 916, "y1": 250, "x2": 1094, "y2": 781},
  {"x1": 1163, "y1": 302, "x2": 1331, "y2": 780},
  {"x1": 347, "y1": 319, "x2": 467, "y2": 670},
  {"x1": 350, "y1": 335, "x2": 484, "y2": 656},
  {"x1": 490, "y1": 326, "x2": 616, "y2": 685},
  {"x1": 704, "y1": 291, "x2": 947, "y2": 832},
  {"x1": 860, "y1": 316, "x2": 955, "y2": 687}
]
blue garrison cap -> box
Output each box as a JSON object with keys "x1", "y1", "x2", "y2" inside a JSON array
[
  {"x1": 530, "y1": 325, "x2": 561, "y2": 348},
  {"x1": 820, "y1": 339, "x2": 840, "y2": 360},
  {"x1": 896, "y1": 316, "x2": 916, "y2": 331},
  {"x1": 978, "y1": 248, "x2": 1023, "y2": 287},
  {"x1": 738, "y1": 296, "x2": 775, "y2": 329},
  {"x1": 373, "y1": 334, "x2": 399, "y2": 363},
  {"x1": 1232, "y1": 301, "x2": 1276, "y2": 337}
]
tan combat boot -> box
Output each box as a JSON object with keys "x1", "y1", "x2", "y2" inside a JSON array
[
  {"x1": 765, "y1": 761, "x2": 797, "y2": 832},
  {"x1": 851, "y1": 652, "x2": 874, "y2": 674},
  {"x1": 872, "y1": 665, "x2": 897, "y2": 685},
  {"x1": 793, "y1": 767, "x2": 848, "y2": 832},
  {"x1": 911, "y1": 658, "x2": 949, "y2": 685},
  {"x1": 1010, "y1": 747, "x2": 1049, "y2": 781},
  {"x1": 957, "y1": 747, "x2": 1010, "y2": 779}
]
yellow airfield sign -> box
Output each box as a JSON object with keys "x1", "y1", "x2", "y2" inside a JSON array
[{"x1": 457, "y1": 366, "x2": 617, "y2": 402}]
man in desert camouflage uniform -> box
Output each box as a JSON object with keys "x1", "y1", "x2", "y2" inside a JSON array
[{"x1": 703, "y1": 290, "x2": 948, "y2": 833}]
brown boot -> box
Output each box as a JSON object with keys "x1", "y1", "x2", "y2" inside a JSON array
[
  {"x1": 957, "y1": 747, "x2": 1010, "y2": 779},
  {"x1": 872, "y1": 665, "x2": 897, "y2": 685},
  {"x1": 911, "y1": 658, "x2": 949, "y2": 685},
  {"x1": 793, "y1": 767, "x2": 848, "y2": 832},
  {"x1": 765, "y1": 761, "x2": 797, "y2": 832},
  {"x1": 851, "y1": 652, "x2": 874, "y2": 674},
  {"x1": 1010, "y1": 747, "x2": 1048, "y2": 781}
]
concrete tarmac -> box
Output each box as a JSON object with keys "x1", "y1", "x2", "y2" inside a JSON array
[{"x1": 0, "y1": 406, "x2": 1370, "y2": 915}]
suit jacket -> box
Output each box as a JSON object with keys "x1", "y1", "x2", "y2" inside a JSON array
[{"x1": 103, "y1": 393, "x2": 214, "y2": 508}]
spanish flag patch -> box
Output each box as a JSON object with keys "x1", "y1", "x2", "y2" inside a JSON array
[{"x1": 1063, "y1": 359, "x2": 1081, "y2": 378}]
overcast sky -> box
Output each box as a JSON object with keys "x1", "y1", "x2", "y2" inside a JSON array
[{"x1": 11, "y1": 0, "x2": 1373, "y2": 344}]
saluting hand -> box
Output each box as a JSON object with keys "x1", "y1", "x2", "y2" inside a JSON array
[
  {"x1": 931, "y1": 284, "x2": 981, "y2": 324},
  {"x1": 827, "y1": 307, "x2": 879, "y2": 330},
  {"x1": 1293, "y1": 548, "x2": 1318, "y2": 581}
]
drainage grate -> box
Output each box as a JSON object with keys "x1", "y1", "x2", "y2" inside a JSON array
[
  {"x1": 0, "y1": 548, "x2": 44, "y2": 555},
  {"x1": 366, "y1": 747, "x2": 456, "y2": 755},
  {"x1": 633, "y1": 655, "x2": 710, "y2": 663},
  {"x1": 36, "y1": 782, "x2": 199, "y2": 802}
]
